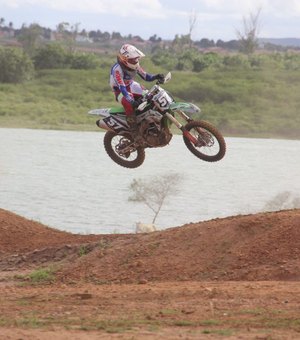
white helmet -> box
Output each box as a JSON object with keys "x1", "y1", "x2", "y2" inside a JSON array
[{"x1": 118, "y1": 44, "x2": 145, "y2": 70}]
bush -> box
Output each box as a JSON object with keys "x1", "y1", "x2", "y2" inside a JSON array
[
  {"x1": 192, "y1": 53, "x2": 221, "y2": 72},
  {"x1": 67, "y1": 52, "x2": 99, "y2": 69},
  {"x1": 0, "y1": 47, "x2": 34, "y2": 83},
  {"x1": 222, "y1": 54, "x2": 250, "y2": 68},
  {"x1": 283, "y1": 52, "x2": 300, "y2": 70},
  {"x1": 248, "y1": 54, "x2": 271, "y2": 68},
  {"x1": 151, "y1": 50, "x2": 178, "y2": 70},
  {"x1": 176, "y1": 50, "x2": 196, "y2": 71},
  {"x1": 34, "y1": 44, "x2": 101, "y2": 70},
  {"x1": 33, "y1": 43, "x2": 67, "y2": 69}
]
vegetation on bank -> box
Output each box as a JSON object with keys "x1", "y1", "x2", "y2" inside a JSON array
[{"x1": 0, "y1": 44, "x2": 299, "y2": 138}]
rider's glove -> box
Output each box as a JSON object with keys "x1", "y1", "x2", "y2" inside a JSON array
[
  {"x1": 154, "y1": 74, "x2": 165, "y2": 83},
  {"x1": 131, "y1": 97, "x2": 143, "y2": 110}
]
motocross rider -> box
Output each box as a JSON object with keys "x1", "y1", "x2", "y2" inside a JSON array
[{"x1": 109, "y1": 44, "x2": 165, "y2": 140}]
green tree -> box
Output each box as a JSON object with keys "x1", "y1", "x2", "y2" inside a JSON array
[
  {"x1": 111, "y1": 31, "x2": 122, "y2": 40},
  {"x1": 0, "y1": 47, "x2": 34, "y2": 83},
  {"x1": 172, "y1": 34, "x2": 191, "y2": 53},
  {"x1": 56, "y1": 22, "x2": 80, "y2": 53},
  {"x1": 192, "y1": 53, "x2": 220, "y2": 72},
  {"x1": 196, "y1": 38, "x2": 215, "y2": 48},
  {"x1": 222, "y1": 54, "x2": 250, "y2": 68},
  {"x1": 67, "y1": 52, "x2": 99, "y2": 69},
  {"x1": 33, "y1": 43, "x2": 67, "y2": 69},
  {"x1": 17, "y1": 23, "x2": 43, "y2": 56}
]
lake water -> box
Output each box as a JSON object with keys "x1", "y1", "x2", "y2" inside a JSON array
[{"x1": 1, "y1": 128, "x2": 300, "y2": 234}]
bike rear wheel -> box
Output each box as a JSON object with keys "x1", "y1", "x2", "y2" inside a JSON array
[
  {"x1": 103, "y1": 131, "x2": 145, "y2": 169},
  {"x1": 183, "y1": 120, "x2": 226, "y2": 162}
]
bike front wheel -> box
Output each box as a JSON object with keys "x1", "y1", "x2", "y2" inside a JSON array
[{"x1": 183, "y1": 120, "x2": 226, "y2": 162}]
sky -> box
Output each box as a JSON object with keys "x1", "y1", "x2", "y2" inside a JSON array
[{"x1": 0, "y1": 0, "x2": 299, "y2": 41}]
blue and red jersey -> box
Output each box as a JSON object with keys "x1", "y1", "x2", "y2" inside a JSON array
[{"x1": 110, "y1": 62, "x2": 155, "y2": 103}]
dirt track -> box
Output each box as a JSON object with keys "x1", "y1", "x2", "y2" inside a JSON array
[{"x1": 0, "y1": 208, "x2": 300, "y2": 339}]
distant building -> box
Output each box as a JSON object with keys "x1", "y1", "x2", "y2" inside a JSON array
[{"x1": 75, "y1": 35, "x2": 93, "y2": 43}]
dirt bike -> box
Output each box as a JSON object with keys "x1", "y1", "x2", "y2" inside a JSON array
[{"x1": 88, "y1": 72, "x2": 226, "y2": 169}]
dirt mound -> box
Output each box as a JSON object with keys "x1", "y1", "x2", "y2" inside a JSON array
[
  {"x1": 0, "y1": 208, "x2": 132, "y2": 271},
  {"x1": 0, "y1": 209, "x2": 126, "y2": 258},
  {"x1": 1, "y1": 208, "x2": 300, "y2": 340},
  {"x1": 1, "y1": 208, "x2": 300, "y2": 283},
  {"x1": 57, "y1": 209, "x2": 300, "y2": 283}
]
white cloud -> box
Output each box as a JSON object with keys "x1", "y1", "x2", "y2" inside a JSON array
[
  {"x1": 200, "y1": 0, "x2": 300, "y2": 16},
  {"x1": 269, "y1": 0, "x2": 300, "y2": 16},
  {"x1": 1, "y1": 0, "x2": 299, "y2": 39},
  {"x1": 200, "y1": 0, "x2": 265, "y2": 12},
  {"x1": 3, "y1": 0, "x2": 300, "y2": 21},
  {"x1": 0, "y1": 0, "x2": 165, "y2": 18}
]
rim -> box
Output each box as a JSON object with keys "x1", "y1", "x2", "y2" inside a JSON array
[
  {"x1": 111, "y1": 135, "x2": 139, "y2": 161},
  {"x1": 190, "y1": 126, "x2": 221, "y2": 157}
]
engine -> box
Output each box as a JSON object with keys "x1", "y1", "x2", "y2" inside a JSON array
[{"x1": 138, "y1": 111, "x2": 172, "y2": 147}]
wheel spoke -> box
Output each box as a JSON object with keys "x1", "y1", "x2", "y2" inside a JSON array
[
  {"x1": 192, "y1": 127, "x2": 220, "y2": 156},
  {"x1": 183, "y1": 120, "x2": 226, "y2": 162},
  {"x1": 112, "y1": 136, "x2": 137, "y2": 161},
  {"x1": 104, "y1": 131, "x2": 145, "y2": 168}
]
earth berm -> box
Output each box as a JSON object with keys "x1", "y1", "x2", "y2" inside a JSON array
[{"x1": 0, "y1": 208, "x2": 299, "y2": 339}]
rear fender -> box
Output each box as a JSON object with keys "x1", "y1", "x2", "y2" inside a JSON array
[
  {"x1": 98, "y1": 115, "x2": 129, "y2": 133},
  {"x1": 88, "y1": 107, "x2": 125, "y2": 118}
]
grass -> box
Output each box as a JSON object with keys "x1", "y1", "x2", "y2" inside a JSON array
[
  {"x1": 15, "y1": 316, "x2": 45, "y2": 328},
  {"x1": 0, "y1": 308, "x2": 298, "y2": 336},
  {"x1": 78, "y1": 245, "x2": 89, "y2": 257},
  {"x1": 202, "y1": 329, "x2": 234, "y2": 336},
  {"x1": 27, "y1": 267, "x2": 55, "y2": 283},
  {"x1": 0, "y1": 61, "x2": 299, "y2": 139},
  {"x1": 15, "y1": 267, "x2": 56, "y2": 285},
  {"x1": 171, "y1": 68, "x2": 300, "y2": 138},
  {"x1": 227, "y1": 308, "x2": 300, "y2": 332},
  {"x1": 159, "y1": 308, "x2": 180, "y2": 316},
  {"x1": 98, "y1": 239, "x2": 111, "y2": 250}
]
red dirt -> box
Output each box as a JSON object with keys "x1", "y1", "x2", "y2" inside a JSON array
[
  {"x1": 0, "y1": 209, "x2": 122, "y2": 256},
  {"x1": 1, "y1": 208, "x2": 300, "y2": 339}
]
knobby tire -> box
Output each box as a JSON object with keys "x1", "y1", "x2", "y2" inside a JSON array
[
  {"x1": 183, "y1": 120, "x2": 226, "y2": 162},
  {"x1": 103, "y1": 131, "x2": 145, "y2": 169}
]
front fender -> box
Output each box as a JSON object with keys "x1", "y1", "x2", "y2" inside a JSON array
[{"x1": 170, "y1": 102, "x2": 201, "y2": 115}]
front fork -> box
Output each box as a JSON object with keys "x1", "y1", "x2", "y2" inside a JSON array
[{"x1": 165, "y1": 110, "x2": 198, "y2": 145}]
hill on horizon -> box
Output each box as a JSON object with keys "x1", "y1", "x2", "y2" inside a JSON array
[{"x1": 259, "y1": 37, "x2": 300, "y2": 47}]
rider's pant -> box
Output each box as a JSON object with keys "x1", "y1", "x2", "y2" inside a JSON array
[{"x1": 115, "y1": 81, "x2": 144, "y2": 116}]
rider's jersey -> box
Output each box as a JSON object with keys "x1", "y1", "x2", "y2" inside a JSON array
[{"x1": 110, "y1": 62, "x2": 155, "y2": 103}]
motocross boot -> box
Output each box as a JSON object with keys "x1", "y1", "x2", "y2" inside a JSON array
[{"x1": 126, "y1": 115, "x2": 142, "y2": 143}]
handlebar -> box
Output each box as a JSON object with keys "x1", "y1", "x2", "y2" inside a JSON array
[{"x1": 136, "y1": 72, "x2": 172, "y2": 111}]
